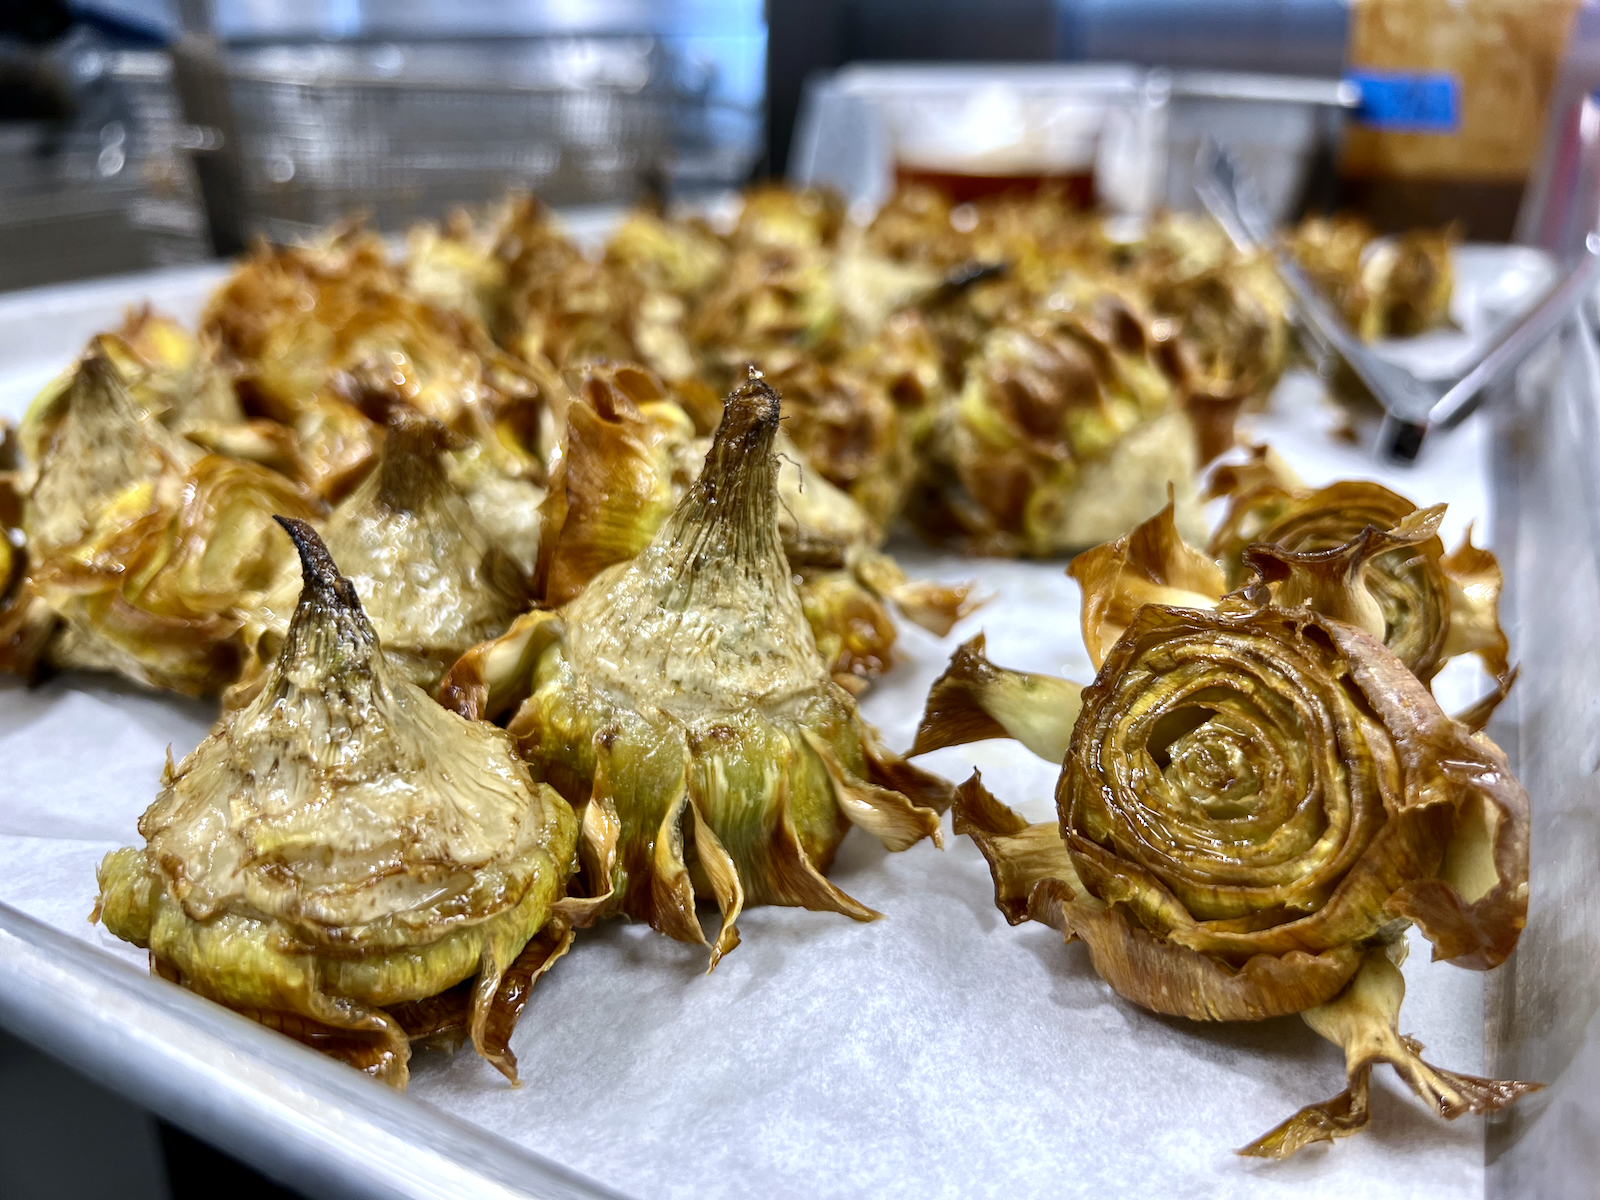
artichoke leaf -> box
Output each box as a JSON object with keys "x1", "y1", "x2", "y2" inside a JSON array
[
  {"x1": 1028, "y1": 875, "x2": 1366, "y2": 1022},
  {"x1": 1068, "y1": 493, "x2": 1226, "y2": 671},
  {"x1": 952, "y1": 771, "x2": 1084, "y2": 925},
  {"x1": 1202, "y1": 442, "x2": 1303, "y2": 504},
  {"x1": 912, "y1": 633, "x2": 1084, "y2": 765},
  {"x1": 686, "y1": 780, "x2": 746, "y2": 969},
  {"x1": 437, "y1": 609, "x2": 564, "y2": 724},
  {"x1": 1438, "y1": 525, "x2": 1516, "y2": 728},
  {"x1": 803, "y1": 728, "x2": 944, "y2": 853},
  {"x1": 534, "y1": 363, "x2": 699, "y2": 606},
  {"x1": 847, "y1": 546, "x2": 982, "y2": 638}
]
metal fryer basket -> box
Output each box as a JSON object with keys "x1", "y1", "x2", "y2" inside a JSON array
[{"x1": 222, "y1": 39, "x2": 679, "y2": 242}]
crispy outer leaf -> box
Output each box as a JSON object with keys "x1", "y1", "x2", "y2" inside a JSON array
[
  {"x1": 1068, "y1": 495, "x2": 1226, "y2": 670},
  {"x1": 912, "y1": 632, "x2": 1084, "y2": 765}
]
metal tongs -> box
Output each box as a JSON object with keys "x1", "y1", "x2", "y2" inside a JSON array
[{"x1": 1194, "y1": 135, "x2": 1600, "y2": 463}]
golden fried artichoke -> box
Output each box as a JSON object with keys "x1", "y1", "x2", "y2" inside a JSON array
[
  {"x1": 765, "y1": 355, "x2": 914, "y2": 531},
  {"x1": 918, "y1": 594, "x2": 1534, "y2": 1156},
  {"x1": 1131, "y1": 216, "x2": 1290, "y2": 414},
  {"x1": 913, "y1": 280, "x2": 1212, "y2": 556},
  {"x1": 6, "y1": 349, "x2": 320, "y2": 694},
  {"x1": 403, "y1": 206, "x2": 515, "y2": 333},
  {"x1": 441, "y1": 373, "x2": 953, "y2": 966},
  {"x1": 605, "y1": 208, "x2": 729, "y2": 300},
  {"x1": 204, "y1": 225, "x2": 540, "y2": 498},
  {"x1": 232, "y1": 413, "x2": 528, "y2": 705},
  {"x1": 96, "y1": 307, "x2": 302, "y2": 475},
  {"x1": 95, "y1": 518, "x2": 578, "y2": 1088},
  {"x1": 1289, "y1": 215, "x2": 1457, "y2": 342},
  {"x1": 531, "y1": 362, "x2": 975, "y2": 692}
]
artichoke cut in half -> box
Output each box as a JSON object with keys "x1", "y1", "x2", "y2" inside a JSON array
[
  {"x1": 913, "y1": 575, "x2": 1536, "y2": 1157},
  {"x1": 441, "y1": 372, "x2": 953, "y2": 967},
  {"x1": 231, "y1": 412, "x2": 528, "y2": 706},
  {"x1": 96, "y1": 518, "x2": 578, "y2": 1088}
]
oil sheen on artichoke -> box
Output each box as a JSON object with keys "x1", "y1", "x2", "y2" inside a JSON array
[
  {"x1": 442, "y1": 371, "x2": 953, "y2": 966},
  {"x1": 94, "y1": 518, "x2": 577, "y2": 1088}
]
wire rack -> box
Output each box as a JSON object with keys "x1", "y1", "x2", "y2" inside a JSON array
[
  {"x1": 224, "y1": 39, "x2": 685, "y2": 241},
  {"x1": 0, "y1": 45, "x2": 209, "y2": 292}
]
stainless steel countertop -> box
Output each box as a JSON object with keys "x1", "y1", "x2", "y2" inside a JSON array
[{"x1": 0, "y1": 904, "x2": 624, "y2": 1200}]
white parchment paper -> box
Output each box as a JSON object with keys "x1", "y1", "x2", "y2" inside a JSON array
[{"x1": 0, "y1": 253, "x2": 1532, "y2": 1200}]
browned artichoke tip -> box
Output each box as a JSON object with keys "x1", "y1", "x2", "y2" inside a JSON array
[
  {"x1": 697, "y1": 366, "x2": 781, "y2": 501},
  {"x1": 948, "y1": 600, "x2": 1536, "y2": 1158},
  {"x1": 374, "y1": 411, "x2": 463, "y2": 513},
  {"x1": 274, "y1": 514, "x2": 371, "y2": 647}
]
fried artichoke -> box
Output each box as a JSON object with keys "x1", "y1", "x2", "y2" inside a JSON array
[
  {"x1": 96, "y1": 307, "x2": 303, "y2": 475},
  {"x1": 441, "y1": 373, "x2": 953, "y2": 966},
  {"x1": 764, "y1": 355, "x2": 914, "y2": 531},
  {"x1": 1289, "y1": 215, "x2": 1457, "y2": 342},
  {"x1": 204, "y1": 225, "x2": 540, "y2": 498},
  {"x1": 232, "y1": 412, "x2": 528, "y2": 705},
  {"x1": 95, "y1": 518, "x2": 578, "y2": 1087},
  {"x1": 913, "y1": 280, "x2": 1211, "y2": 556},
  {"x1": 917, "y1": 592, "x2": 1535, "y2": 1156},
  {"x1": 5, "y1": 349, "x2": 320, "y2": 694},
  {"x1": 1130, "y1": 214, "x2": 1291, "y2": 413}
]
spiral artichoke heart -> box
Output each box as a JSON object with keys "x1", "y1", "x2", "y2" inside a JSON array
[
  {"x1": 95, "y1": 518, "x2": 577, "y2": 1087},
  {"x1": 919, "y1": 589, "x2": 1535, "y2": 1156},
  {"x1": 442, "y1": 373, "x2": 953, "y2": 965}
]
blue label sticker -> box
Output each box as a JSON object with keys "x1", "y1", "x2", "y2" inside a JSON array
[{"x1": 1346, "y1": 71, "x2": 1461, "y2": 133}]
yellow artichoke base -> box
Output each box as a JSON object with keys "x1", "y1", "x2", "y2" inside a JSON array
[{"x1": 95, "y1": 846, "x2": 572, "y2": 1087}]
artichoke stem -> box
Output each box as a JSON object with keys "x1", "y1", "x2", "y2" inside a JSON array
[
  {"x1": 1238, "y1": 948, "x2": 1542, "y2": 1158},
  {"x1": 275, "y1": 515, "x2": 363, "y2": 615}
]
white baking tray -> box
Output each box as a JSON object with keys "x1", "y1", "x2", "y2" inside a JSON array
[{"x1": 0, "y1": 246, "x2": 1572, "y2": 1200}]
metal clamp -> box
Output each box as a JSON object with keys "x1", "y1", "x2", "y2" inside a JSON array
[{"x1": 1195, "y1": 130, "x2": 1600, "y2": 463}]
